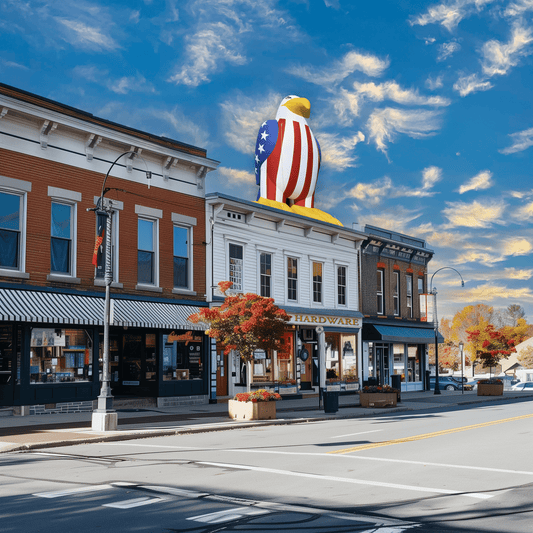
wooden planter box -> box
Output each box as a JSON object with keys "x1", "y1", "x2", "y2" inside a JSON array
[
  {"x1": 477, "y1": 383, "x2": 504, "y2": 396},
  {"x1": 359, "y1": 392, "x2": 397, "y2": 408},
  {"x1": 228, "y1": 400, "x2": 277, "y2": 420}
]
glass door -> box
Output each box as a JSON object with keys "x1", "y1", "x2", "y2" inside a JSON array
[{"x1": 0, "y1": 325, "x2": 15, "y2": 405}]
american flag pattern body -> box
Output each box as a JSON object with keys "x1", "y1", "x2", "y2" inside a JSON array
[{"x1": 255, "y1": 96, "x2": 321, "y2": 208}]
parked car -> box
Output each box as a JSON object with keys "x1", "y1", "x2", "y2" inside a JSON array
[
  {"x1": 511, "y1": 382, "x2": 533, "y2": 391},
  {"x1": 430, "y1": 376, "x2": 470, "y2": 391}
]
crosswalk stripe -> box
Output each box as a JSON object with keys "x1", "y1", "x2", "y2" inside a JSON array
[
  {"x1": 187, "y1": 507, "x2": 270, "y2": 524},
  {"x1": 33, "y1": 484, "x2": 114, "y2": 498},
  {"x1": 103, "y1": 497, "x2": 167, "y2": 509}
]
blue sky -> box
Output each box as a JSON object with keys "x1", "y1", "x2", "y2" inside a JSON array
[{"x1": 1, "y1": 0, "x2": 533, "y2": 320}]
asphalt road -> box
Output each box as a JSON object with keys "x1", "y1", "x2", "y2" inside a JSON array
[{"x1": 1, "y1": 399, "x2": 532, "y2": 532}]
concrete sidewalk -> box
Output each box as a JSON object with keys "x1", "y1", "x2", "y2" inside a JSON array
[{"x1": 1, "y1": 389, "x2": 532, "y2": 454}]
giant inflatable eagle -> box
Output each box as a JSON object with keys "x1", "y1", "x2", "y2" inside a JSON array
[{"x1": 254, "y1": 95, "x2": 342, "y2": 226}]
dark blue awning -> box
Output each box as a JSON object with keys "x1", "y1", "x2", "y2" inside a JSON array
[{"x1": 367, "y1": 324, "x2": 444, "y2": 344}]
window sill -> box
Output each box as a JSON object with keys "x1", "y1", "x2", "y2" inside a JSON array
[
  {"x1": 0, "y1": 269, "x2": 30, "y2": 279},
  {"x1": 94, "y1": 279, "x2": 124, "y2": 289},
  {"x1": 172, "y1": 288, "x2": 197, "y2": 296},
  {"x1": 47, "y1": 274, "x2": 81, "y2": 284},
  {"x1": 135, "y1": 284, "x2": 163, "y2": 293}
]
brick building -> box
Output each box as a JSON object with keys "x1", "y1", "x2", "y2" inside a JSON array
[
  {"x1": 360, "y1": 225, "x2": 437, "y2": 391},
  {"x1": 0, "y1": 83, "x2": 218, "y2": 414}
]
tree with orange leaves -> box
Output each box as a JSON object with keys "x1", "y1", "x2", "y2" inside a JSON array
[{"x1": 189, "y1": 281, "x2": 290, "y2": 390}]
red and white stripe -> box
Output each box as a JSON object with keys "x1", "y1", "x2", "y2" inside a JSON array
[{"x1": 259, "y1": 118, "x2": 320, "y2": 208}]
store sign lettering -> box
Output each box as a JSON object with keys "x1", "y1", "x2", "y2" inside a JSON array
[
  {"x1": 167, "y1": 331, "x2": 202, "y2": 345},
  {"x1": 287, "y1": 314, "x2": 361, "y2": 328}
]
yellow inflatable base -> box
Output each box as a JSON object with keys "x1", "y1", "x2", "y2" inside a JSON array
[{"x1": 255, "y1": 198, "x2": 343, "y2": 226}]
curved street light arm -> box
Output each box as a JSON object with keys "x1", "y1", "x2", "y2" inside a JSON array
[{"x1": 430, "y1": 266, "x2": 465, "y2": 293}]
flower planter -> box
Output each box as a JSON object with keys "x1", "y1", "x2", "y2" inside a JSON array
[
  {"x1": 359, "y1": 392, "x2": 397, "y2": 408},
  {"x1": 477, "y1": 383, "x2": 504, "y2": 396},
  {"x1": 228, "y1": 400, "x2": 277, "y2": 420}
]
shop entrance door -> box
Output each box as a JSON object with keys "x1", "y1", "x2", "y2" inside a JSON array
[
  {"x1": 216, "y1": 350, "x2": 228, "y2": 397},
  {"x1": 299, "y1": 343, "x2": 314, "y2": 390},
  {"x1": 107, "y1": 332, "x2": 157, "y2": 397},
  {"x1": 376, "y1": 344, "x2": 390, "y2": 386},
  {"x1": 0, "y1": 325, "x2": 15, "y2": 406}
]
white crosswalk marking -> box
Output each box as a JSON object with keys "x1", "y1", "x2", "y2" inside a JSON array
[
  {"x1": 187, "y1": 507, "x2": 270, "y2": 524},
  {"x1": 103, "y1": 497, "x2": 167, "y2": 509},
  {"x1": 33, "y1": 485, "x2": 114, "y2": 498}
]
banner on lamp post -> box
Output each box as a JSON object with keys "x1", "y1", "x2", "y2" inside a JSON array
[{"x1": 419, "y1": 294, "x2": 435, "y2": 324}]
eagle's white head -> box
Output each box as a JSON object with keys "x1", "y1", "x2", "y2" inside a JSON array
[{"x1": 276, "y1": 95, "x2": 311, "y2": 121}]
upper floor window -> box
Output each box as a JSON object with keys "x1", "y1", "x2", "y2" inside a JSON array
[
  {"x1": 0, "y1": 191, "x2": 22, "y2": 270},
  {"x1": 337, "y1": 266, "x2": 346, "y2": 306},
  {"x1": 260, "y1": 252, "x2": 272, "y2": 297},
  {"x1": 393, "y1": 271, "x2": 400, "y2": 316},
  {"x1": 229, "y1": 243, "x2": 243, "y2": 291},
  {"x1": 406, "y1": 274, "x2": 413, "y2": 318},
  {"x1": 313, "y1": 262, "x2": 323, "y2": 303},
  {"x1": 138, "y1": 218, "x2": 156, "y2": 285},
  {"x1": 377, "y1": 269, "x2": 384, "y2": 315},
  {"x1": 50, "y1": 202, "x2": 73, "y2": 275},
  {"x1": 418, "y1": 277, "x2": 424, "y2": 294},
  {"x1": 173, "y1": 225, "x2": 190, "y2": 289},
  {"x1": 287, "y1": 257, "x2": 298, "y2": 301}
]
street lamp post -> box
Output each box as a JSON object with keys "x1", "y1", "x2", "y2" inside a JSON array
[
  {"x1": 90, "y1": 151, "x2": 151, "y2": 431},
  {"x1": 430, "y1": 267, "x2": 464, "y2": 395},
  {"x1": 459, "y1": 341, "x2": 465, "y2": 394}
]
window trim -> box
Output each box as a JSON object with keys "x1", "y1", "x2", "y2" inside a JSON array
[
  {"x1": 312, "y1": 261, "x2": 323, "y2": 305},
  {"x1": 258, "y1": 250, "x2": 273, "y2": 298},
  {"x1": 287, "y1": 256, "x2": 298, "y2": 302},
  {"x1": 377, "y1": 269, "x2": 384, "y2": 315},
  {"x1": 136, "y1": 216, "x2": 160, "y2": 290},
  {"x1": 0, "y1": 186, "x2": 29, "y2": 278},
  {"x1": 406, "y1": 274, "x2": 413, "y2": 318},
  {"x1": 49, "y1": 199, "x2": 77, "y2": 279},
  {"x1": 227, "y1": 241, "x2": 244, "y2": 293},
  {"x1": 336, "y1": 264, "x2": 347, "y2": 307},
  {"x1": 172, "y1": 223, "x2": 193, "y2": 292},
  {"x1": 393, "y1": 271, "x2": 400, "y2": 316}
]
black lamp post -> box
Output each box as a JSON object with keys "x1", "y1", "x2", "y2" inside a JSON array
[
  {"x1": 430, "y1": 267, "x2": 464, "y2": 395},
  {"x1": 90, "y1": 151, "x2": 151, "y2": 431}
]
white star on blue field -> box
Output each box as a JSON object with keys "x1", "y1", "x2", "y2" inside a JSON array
[{"x1": 1, "y1": 0, "x2": 533, "y2": 319}]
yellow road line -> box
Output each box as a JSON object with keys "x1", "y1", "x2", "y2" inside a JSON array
[{"x1": 328, "y1": 413, "x2": 533, "y2": 454}]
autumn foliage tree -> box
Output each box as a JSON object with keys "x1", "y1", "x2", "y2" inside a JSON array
[{"x1": 189, "y1": 281, "x2": 290, "y2": 390}]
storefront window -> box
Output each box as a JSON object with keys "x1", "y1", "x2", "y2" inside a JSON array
[
  {"x1": 393, "y1": 343, "x2": 405, "y2": 382},
  {"x1": 325, "y1": 333, "x2": 339, "y2": 380},
  {"x1": 252, "y1": 350, "x2": 272, "y2": 383},
  {"x1": 341, "y1": 334, "x2": 357, "y2": 379},
  {"x1": 277, "y1": 331, "x2": 294, "y2": 382},
  {"x1": 0, "y1": 324, "x2": 14, "y2": 385},
  {"x1": 30, "y1": 328, "x2": 93, "y2": 383},
  {"x1": 162, "y1": 331, "x2": 204, "y2": 381},
  {"x1": 408, "y1": 345, "x2": 421, "y2": 382}
]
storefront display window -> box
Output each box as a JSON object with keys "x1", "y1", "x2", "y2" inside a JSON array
[
  {"x1": 163, "y1": 331, "x2": 204, "y2": 381},
  {"x1": 325, "y1": 333, "x2": 339, "y2": 379},
  {"x1": 393, "y1": 343, "x2": 405, "y2": 381},
  {"x1": 341, "y1": 334, "x2": 357, "y2": 379},
  {"x1": 30, "y1": 328, "x2": 93, "y2": 383},
  {"x1": 408, "y1": 345, "x2": 421, "y2": 382},
  {"x1": 276, "y1": 331, "x2": 294, "y2": 382}
]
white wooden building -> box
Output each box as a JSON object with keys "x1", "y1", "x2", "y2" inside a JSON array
[{"x1": 205, "y1": 193, "x2": 365, "y2": 398}]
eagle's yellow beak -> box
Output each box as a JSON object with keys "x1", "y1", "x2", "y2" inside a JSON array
[{"x1": 283, "y1": 97, "x2": 311, "y2": 118}]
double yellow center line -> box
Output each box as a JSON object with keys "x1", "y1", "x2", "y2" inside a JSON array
[{"x1": 328, "y1": 413, "x2": 533, "y2": 454}]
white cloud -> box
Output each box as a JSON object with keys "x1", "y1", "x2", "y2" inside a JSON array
[
  {"x1": 331, "y1": 88, "x2": 361, "y2": 125},
  {"x1": 481, "y1": 23, "x2": 533, "y2": 77},
  {"x1": 457, "y1": 170, "x2": 493, "y2": 193},
  {"x1": 437, "y1": 41, "x2": 461, "y2": 61},
  {"x1": 516, "y1": 201, "x2": 533, "y2": 219},
  {"x1": 352, "y1": 81, "x2": 450, "y2": 106},
  {"x1": 318, "y1": 131, "x2": 366, "y2": 170},
  {"x1": 505, "y1": 0, "x2": 533, "y2": 17},
  {"x1": 169, "y1": 22, "x2": 246, "y2": 86},
  {"x1": 347, "y1": 176, "x2": 392, "y2": 205},
  {"x1": 159, "y1": 106, "x2": 210, "y2": 147},
  {"x1": 504, "y1": 267, "x2": 533, "y2": 280},
  {"x1": 288, "y1": 49, "x2": 389, "y2": 87},
  {"x1": 217, "y1": 166, "x2": 255, "y2": 185},
  {"x1": 0, "y1": 59, "x2": 28, "y2": 70},
  {"x1": 220, "y1": 91, "x2": 282, "y2": 154},
  {"x1": 357, "y1": 206, "x2": 423, "y2": 234},
  {"x1": 366, "y1": 107, "x2": 442, "y2": 155},
  {"x1": 442, "y1": 199, "x2": 506, "y2": 228},
  {"x1": 460, "y1": 283, "x2": 533, "y2": 302},
  {"x1": 426, "y1": 75, "x2": 444, "y2": 90},
  {"x1": 500, "y1": 126, "x2": 533, "y2": 154},
  {"x1": 502, "y1": 237, "x2": 533, "y2": 256},
  {"x1": 453, "y1": 73, "x2": 492, "y2": 96},
  {"x1": 422, "y1": 166, "x2": 443, "y2": 189},
  {"x1": 108, "y1": 74, "x2": 156, "y2": 95},
  {"x1": 410, "y1": 0, "x2": 494, "y2": 32},
  {"x1": 391, "y1": 166, "x2": 443, "y2": 198},
  {"x1": 56, "y1": 18, "x2": 119, "y2": 51}
]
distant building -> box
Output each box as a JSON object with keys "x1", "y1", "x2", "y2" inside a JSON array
[
  {"x1": 360, "y1": 225, "x2": 436, "y2": 391},
  {"x1": 0, "y1": 83, "x2": 218, "y2": 414},
  {"x1": 205, "y1": 193, "x2": 365, "y2": 398}
]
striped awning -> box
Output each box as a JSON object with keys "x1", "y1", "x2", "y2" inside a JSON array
[{"x1": 0, "y1": 288, "x2": 206, "y2": 330}]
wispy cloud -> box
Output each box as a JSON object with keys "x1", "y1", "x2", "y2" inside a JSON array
[
  {"x1": 460, "y1": 283, "x2": 533, "y2": 302},
  {"x1": 347, "y1": 176, "x2": 392, "y2": 205},
  {"x1": 318, "y1": 131, "x2": 365, "y2": 170},
  {"x1": 437, "y1": 41, "x2": 461, "y2": 61},
  {"x1": 108, "y1": 74, "x2": 156, "y2": 95},
  {"x1": 500, "y1": 126, "x2": 533, "y2": 154},
  {"x1": 457, "y1": 170, "x2": 493, "y2": 193},
  {"x1": 426, "y1": 75, "x2": 444, "y2": 90},
  {"x1": 442, "y1": 199, "x2": 506, "y2": 228},
  {"x1": 505, "y1": 0, "x2": 533, "y2": 18},
  {"x1": 288, "y1": 49, "x2": 389, "y2": 87},
  {"x1": 366, "y1": 107, "x2": 442, "y2": 155},
  {"x1": 158, "y1": 106, "x2": 210, "y2": 147},
  {"x1": 356, "y1": 206, "x2": 423, "y2": 234},
  {"x1": 352, "y1": 81, "x2": 450, "y2": 107},
  {"x1": 453, "y1": 73, "x2": 492, "y2": 96},
  {"x1": 516, "y1": 201, "x2": 533, "y2": 219},
  {"x1": 391, "y1": 166, "x2": 443, "y2": 198},
  {"x1": 56, "y1": 18, "x2": 120, "y2": 51},
  {"x1": 410, "y1": 0, "x2": 494, "y2": 32},
  {"x1": 0, "y1": 59, "x2": 29, "y2": 70},
  {"x1": 217, "y1": 166, "x2": 255, "y2": 185},
  {"x1": 502, "y1": 236, "x2": 533, "y2": 256},
  {"x1": 220, "y1": 91, "x2": 281, "y2": 154}
]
